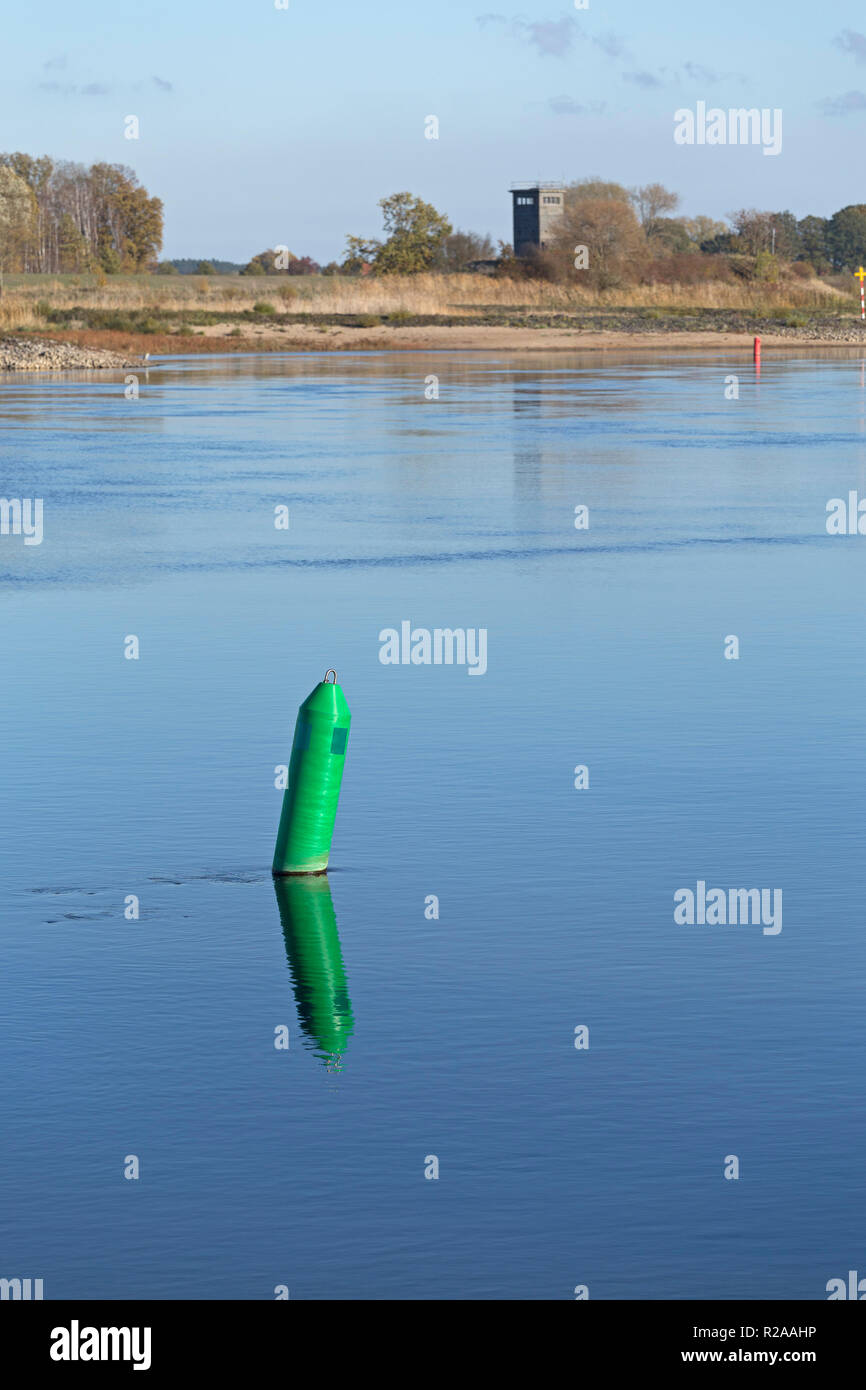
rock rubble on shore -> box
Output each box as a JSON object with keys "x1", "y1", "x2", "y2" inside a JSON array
[{"x1": 0, "y1": 337, "x2": 145, "y2": 371}]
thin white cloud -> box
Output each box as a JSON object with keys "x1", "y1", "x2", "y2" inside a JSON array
[
  {"x1": 834, "y1": 30, "x2": 866, "y2": 63},
  {"x1": 819, "y1": 88, "x2": 866, "y2": 115},
  {"x1": 516, "y1": 16, "x2": 579, "y2": 57},
  {"x1": 623, "y1": 70, "x2": 663, "y2": 89},
  {"x1": 593, "y1": 33, "x2": 628, "y2": 59},
  {"x1": 549, "y1": 94, "x2": 606, "y2": 115}
]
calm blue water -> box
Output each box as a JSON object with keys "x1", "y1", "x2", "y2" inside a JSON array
[{"x1": 1, "y1": 349, "x2": 865, "y2": 1300}]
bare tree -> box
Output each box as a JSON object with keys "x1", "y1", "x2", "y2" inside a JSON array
[
  {"x1": 728, "y1": 208, "x2": 775, "y2": 255},
  {"x1": 630, "y1": 183, "x2": 680, "y2": 231}
]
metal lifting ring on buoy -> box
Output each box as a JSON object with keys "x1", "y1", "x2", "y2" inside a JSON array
[{"x1": 323, "y1": 669, "x2": 337, "y2": 684}]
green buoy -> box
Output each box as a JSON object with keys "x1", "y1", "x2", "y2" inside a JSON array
[
  {"x1": 274, "y1": 874, "x2": 354, "y2": 1068},
  {"x1": 272, "y1": 669, "x2": 351, "y2": 876}
]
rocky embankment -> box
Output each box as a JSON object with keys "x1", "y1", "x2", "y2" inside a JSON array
[
  {"x1": 0, "y1": 337, "x2": 145, "y2": 371},
  {"x1": 548, "y1": 311, "x2": 866, "y2": 342}
]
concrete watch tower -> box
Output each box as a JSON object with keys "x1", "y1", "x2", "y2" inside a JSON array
[{"x1": 510, "y1": 182, "x2": 566, "y2": 256}]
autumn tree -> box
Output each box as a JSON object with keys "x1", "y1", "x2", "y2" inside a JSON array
[
  {"x1": 0, "y1": 152, "x2": 162, "y2": 273},
  {"x1": 286, "y1": 255, "x2": 320, "y2": 275},
  {"x1": 88, "y1": 163, "x2": 163, "y2": 270},
  {"x1": 681, "y1": 215, "x2": 727, "y2": 248},
  {"x1": 797, "y1": 215, "x2": 829, "y2": 271},
  {"x1": 727, "y1": 209, "x2": 770, "y2": 255},
  {"x1": 630, "y1": 182, "x2": 680, "y2": 234},
  {"x1": 766, "y1": 211, "x2": 801, "y2": 260},
  {"x1": 56, "y1": 212, "x2": 90, "y2": 272},
  {"x1": 376, "y1": 193, "x2": 451, "y2": 271},
  {"x1": 0, "y1": 166, "x2": 36, "y2": 290},
  {"x1": 344, "y1": 193, "x2": 452, "y2": 274},
  {"x1": 434, "y1": 228, "x2": 495, "y2": 271},
  {"x1": 242, "y1": 248, "x2": 294, "y2": 275},
  {"x1": 566, "y1": 178, "x2": 632, "y2": 208},
  {"x1": 552, "y1": 196, "x2": 644, "y2": 288},
  {"x1": 646, "y1": 218, "x2": 691, "y2": 254},
  {"x1": 341, "y1": 235, "x2": 377, "y2": 273},
  {"x1": 122, "y1": 182, "x2": 163, "y2": 268},
  {"x1": 826, "y1": 205, "x2": 866, "y2": 270}
]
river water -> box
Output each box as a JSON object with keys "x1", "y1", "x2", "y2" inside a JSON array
[{"x1": 1, "y1": 348, "x2": 864, "y2": 1299}]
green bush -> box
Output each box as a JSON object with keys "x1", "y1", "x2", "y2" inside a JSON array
[
  {"x1": 253, "y1": 301, "x2": 277, "y2": 316},
  {"x1": 99, "y1": 247, "x2": 123, "y2": 275},
  {"x1": 755, "y1": 250, "x2": 780, "y2": 283}
]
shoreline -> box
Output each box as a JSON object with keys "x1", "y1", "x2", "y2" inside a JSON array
[
  {"x1": 3, "y1": 323, "x2": 866, "y2": 367},
  {"x1": 38, "y1": 324, "x2": 866, "y2": 358}
]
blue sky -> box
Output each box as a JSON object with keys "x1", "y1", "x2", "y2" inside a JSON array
[{"x1": 2, "y1": 0, "x2": 866, "y2": 261}]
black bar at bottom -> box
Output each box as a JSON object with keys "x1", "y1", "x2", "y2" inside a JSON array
[{"x1": 1, "y1": 1299, "x2": 861, "y2": 1375}]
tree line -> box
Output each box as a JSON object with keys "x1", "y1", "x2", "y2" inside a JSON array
[
  {"x1": 528, "y1": 183, "x2": 866, "y2": 288},
  {"x1": 0, "y1": 152, "x2": 163, "y2": 275},
  {"x1": 333, "y1": 184, "x2": 866, "y2": 286},
  {"x1": 3, "y1": 152, "x2": 865, "y2": 285}
]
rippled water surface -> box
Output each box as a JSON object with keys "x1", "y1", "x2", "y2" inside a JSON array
[{"x1": 2, "y1": 349, "x2": 865, "y2": 1299}]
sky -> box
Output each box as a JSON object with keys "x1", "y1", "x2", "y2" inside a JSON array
[{"x1": 2, "y1": 0, "x2": 866, "y2": 262}]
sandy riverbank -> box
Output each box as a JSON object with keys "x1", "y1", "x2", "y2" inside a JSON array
[{"x1": 23, "y1": 321, "x2": 866, "y2": 359}]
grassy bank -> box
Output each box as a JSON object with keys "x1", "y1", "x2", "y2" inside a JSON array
[{"x1": 0, "y1": 271, "x2": 860, "y2": 354}]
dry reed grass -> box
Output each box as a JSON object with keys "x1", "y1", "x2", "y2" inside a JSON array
[{"x1": 0, "y1": 269, "x2": 852, "y2": 330}]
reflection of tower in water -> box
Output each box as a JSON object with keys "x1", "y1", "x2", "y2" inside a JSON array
[
  {"x1": 273, "y1": 875, "x2": 354, "y2": 1072},
  {"x1": 512, "y1": 376, "x2": 545, "y2": 505}
]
